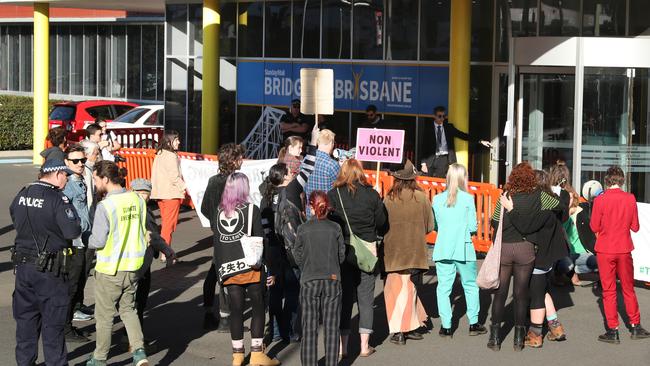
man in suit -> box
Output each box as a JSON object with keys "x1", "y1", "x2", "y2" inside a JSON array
[{"x1": 421, "y1": 106, "x2": 492, "y2": 178}]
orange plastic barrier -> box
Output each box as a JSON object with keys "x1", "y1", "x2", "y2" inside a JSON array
[{"x1": 117, "y1": 148, "x2": 500, "y2": 252}]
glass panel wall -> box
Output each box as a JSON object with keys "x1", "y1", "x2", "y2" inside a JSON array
[
  {"x1": 510, "y1": 0, "x2": 538, "y2": 37},
  {"x1": 521, "y1": 73, "x2": 575, "y2": 172},
  {"x1": 581, "y1": 68, "x2": 650, "y2": 203},
  {"x1": 19, "y1": 26, "x2": 32, "y2": 92},
  {"x1": 471, "y1": 0, "x2": 494, "y2": 62},
  {"x1": 111, "y1": 26, "x2": 126, "y2": 98},
  {"x1": 629, "y1": 0, "x2": 650, "y2": 36},
  {"x1": 238, "y1": 2, "x2": 264, "y2": 57},
  {"x1": 352, "y1": 0, "x2": 384, "y2": 60},
  {"x1": 0, "y1": 27, "x2": 7, "y2": 90},
  {"x1": 539, "y1": 0, "x2": 580, "y2": 36},
  {"x1": 127, "y1": 25, "x2": 142, "y2": 99},
  {"x1": 84, "y1": 25, "x2": 97, "y2": 96},
  {"x1": 221, "y1": 1, "x2": 238, "y2": 57},
  {"x1": 385, "y1": 0, "x2": 418, "y2": 60},
  {"x1": 56, "y1": 26, "x2": 69, "y2": 94}
]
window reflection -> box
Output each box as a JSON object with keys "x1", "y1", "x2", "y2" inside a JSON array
[
  {"x1": 540, "y1": 0, "x2": 580, "y2": 36},
  {"x1": 238, "y1": 2, "x2": 264, "y2": 57},
  {"x1": 582, "y1": 0, "x2": 625, "y2": 36},
  {"x1": 419, "y1": 0, "x2": 450, "y2": 61},
  {"x1": 510, "y1": 0, "x2": 538, "y2": 37},
  {"x1": 265, "y1": 1, "x2": 292, "y2": 57},
  {"x1": 385, "y1": 0, "x2": 417, "y2": 60},
  {"x1": 629, "y1": 0, "x2": 650, "y2": 36},
  {"x1": 322, "y1": 0, "x2": 351, "y2": 59},
  {"x1": 220, "y1": 1, "x2": 237, "y2": 57},
  {"x1": 472, "y1": 0, "x2": 493, "y2": 62},
  {"x1": 293, "y1": 0, "x2": 321, "y2": 58},
  {"x1": 353, "y1": 0, "x2": 384, "y2": 59}
]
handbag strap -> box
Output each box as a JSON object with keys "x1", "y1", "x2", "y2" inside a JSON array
[
  {"x1": 495, "y1": 203, "x2": 504, "y2": 244},
  {"x1": 336, "y1": 188, "x2": 355, "y2": 236},
  {"x1": 247, "y1": 203, "x2": 253, "y2": 236}
]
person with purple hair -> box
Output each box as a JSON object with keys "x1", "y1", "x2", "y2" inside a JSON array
[{"x1": 213, "y1": 172, "x2": 280, "y2": 366}]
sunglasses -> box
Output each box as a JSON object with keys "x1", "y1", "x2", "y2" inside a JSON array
[
  {"x1": 436, "y1": 114, "x2": 445, "y2": 118},
  {"x1": 67, "y1": 158, "x2": 87, "y2": 165}
]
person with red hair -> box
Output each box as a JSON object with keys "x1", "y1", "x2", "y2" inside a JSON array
[{"x1": 293, "y1": 191, "x2": 346, "y2": 366}]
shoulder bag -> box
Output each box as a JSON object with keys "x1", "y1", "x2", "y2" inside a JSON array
[
  {"x1": 476, "y1": 204, "x2": 503, "y2": 290},
  {"x1": 336, "y1": 188, "x2": 378, "y2": 273},
  {"x1": 240, "y1": 204, "x2": 264, "y2": 268}
]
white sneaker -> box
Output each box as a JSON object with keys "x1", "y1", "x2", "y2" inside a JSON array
[{"x1": 73, "y1": 310, "x2": 94, "y2": 322}]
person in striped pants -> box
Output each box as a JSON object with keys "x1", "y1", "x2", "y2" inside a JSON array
[{"x1": 293, "y1": 191, "x2": 346, "y2": 366}]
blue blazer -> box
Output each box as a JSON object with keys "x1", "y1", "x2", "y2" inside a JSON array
[{"x1": 432, "y1": 190, "x2": 478, "y2": 262}]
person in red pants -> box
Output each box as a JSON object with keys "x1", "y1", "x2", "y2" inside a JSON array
[
  {"x1": 151, "y1": 130, "x2": 186, "y2": 262},
  {"x1": 590, "y1": 166, "x2": 650, "y2": 344}
]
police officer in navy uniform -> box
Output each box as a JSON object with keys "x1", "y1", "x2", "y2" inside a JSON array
[{"x1": 10, "y1": 159, "x2": 82, "y2": 366}]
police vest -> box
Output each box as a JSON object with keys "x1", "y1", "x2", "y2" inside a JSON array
[{"x1": 95, "y1": 191, "x2": 147, "y2": 275}]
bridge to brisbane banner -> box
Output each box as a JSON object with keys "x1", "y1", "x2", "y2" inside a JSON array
[{"x1": 236, "y1": 60, "x2": 449, "y2": 116}]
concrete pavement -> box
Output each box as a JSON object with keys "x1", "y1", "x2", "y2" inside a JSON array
[{"x1": 0, "y1": 163, "x2": 649, "y2": 365}]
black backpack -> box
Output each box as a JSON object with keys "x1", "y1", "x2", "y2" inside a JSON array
[
  {"x1": 274, "y1": 188, "x2": 305, "y2": 267},
  {"x1": 575, "y1": 201, "x2": 596, "y2": 253}
]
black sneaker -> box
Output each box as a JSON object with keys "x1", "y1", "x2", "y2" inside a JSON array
[
  {"x1": 630, "y1": 324, "x2": 650, "y2": 340},
  {"x1": 469, "y1": 323, "x2": 487, "y2": 336},
  {"x1": 405, "y1": 331, "x2": 424, "y2": 340},
  {"x1": 389, "y1": 333, "x2": 406, "y2": 345},
  {"x1": 438, "y1": 327, "x2": 453, "y2": 338},
  {"x1": 65, "y1": 326, "x2": 90, "y2": 343},
  {"x1": 598, "y1": 328, "x2": 620, "y2": 344}
]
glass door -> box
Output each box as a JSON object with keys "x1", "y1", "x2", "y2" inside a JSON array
[
  {"x1": 518, "y1": 68, "x2": 576, "y2": 173},
  {"x1": 581, "y1": 68, "x2": 650, "y2": 202}
]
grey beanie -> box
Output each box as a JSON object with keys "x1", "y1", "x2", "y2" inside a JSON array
[{"x1": 130, "y1": 178, "x2": 152, "y2": 192}]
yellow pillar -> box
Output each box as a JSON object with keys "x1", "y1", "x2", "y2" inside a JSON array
[
  {"x1": 202, "y1": 0, "x2": 220, "y2": 154},
  {"x1": 33, "y1": 3, "x2": 49, "y2": 164},
  {"x1": 449, "y1": 0, "x2": 471, "y2": 167}
]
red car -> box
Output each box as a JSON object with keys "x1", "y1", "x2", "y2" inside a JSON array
[{"x1": 48, "y1": 100, "x2": 139, "y2": 141}]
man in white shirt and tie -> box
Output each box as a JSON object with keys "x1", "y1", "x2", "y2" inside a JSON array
[{"x1": 421, "y1": 106, "x2": 491, "y2": 178}]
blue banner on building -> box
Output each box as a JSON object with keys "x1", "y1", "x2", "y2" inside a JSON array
[{"x1": 236, "y1": 60, "x2": 448, "y2": 116}]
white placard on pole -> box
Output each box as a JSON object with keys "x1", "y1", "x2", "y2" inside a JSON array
[{"x1": 300, "y1": 68, "x2": 334, "y2": 115}]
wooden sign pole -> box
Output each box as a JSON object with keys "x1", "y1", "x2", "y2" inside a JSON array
[{"x1": 375, "y1": 161, "x2": 381, "y2": 191}]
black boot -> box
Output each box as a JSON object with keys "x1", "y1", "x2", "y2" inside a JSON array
[
  {"x1": 390, "y1": 333, "x2": 406, "y2": 345},
  {"x1": 487, "y1": 324, "x2": 501, "y2": 351},
  {"x1": 513, "y1": 326, "x2": 526, "y2": 351},
  {"x1": 217, "y1": 316, "x2": 231, "y2": 333},
  {"x1": 630, "y1": 324, "x2": 650, "y2": 340},
  {"x1": 598, "y1": 328, "x2": 620, "y2": 344}
]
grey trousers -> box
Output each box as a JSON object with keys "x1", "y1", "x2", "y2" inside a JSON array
[
  {"x1": 340, "y1": 263, "x2": 376, "y2": 334},
  {"x1": 300, "y1": 280, "x2": 341, "y2": 366}
]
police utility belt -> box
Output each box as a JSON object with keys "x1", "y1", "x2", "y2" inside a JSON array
[{"x1": 11, "y1": 247, "x2": 73, "y2": 276}]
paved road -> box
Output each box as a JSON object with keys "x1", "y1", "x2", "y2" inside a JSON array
[{"x1": 0, "y1": 162, "x2": 649, "y2": 365}]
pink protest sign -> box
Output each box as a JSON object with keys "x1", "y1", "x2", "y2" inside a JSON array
[{"x1": 355, "y1": 128, "x2": 405, "y2": 164}]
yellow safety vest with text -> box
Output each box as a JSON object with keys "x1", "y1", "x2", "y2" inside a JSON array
[{"x1": 95, "y1": 191, "x2": 147, "y2": 275}]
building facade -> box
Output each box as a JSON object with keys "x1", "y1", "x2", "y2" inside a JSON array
[{"x1": 2, "y1": 1, "x2": 650, "y2": 201}]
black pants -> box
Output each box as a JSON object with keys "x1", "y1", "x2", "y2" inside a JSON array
[
  {"x1": 66, "y1": 247, "x2": 89, "y2": 325},
  {"x1": 491, "y1": 242, "x2": 535, "y2": 326},
  {"x1": 529, "y1": 271, "x2": 550, "y2": 310},
  {"x1": 301, "y1": 280, "x2": 341, "y2": 366},
  {"x1": 14, "y1": 264, "x2": 68, "y2": 366},
  {"x1": 136, "y1": 269, "x2": 152, "y2": 327},
  {"x1": 227, "y1": 281, "x2": 265, "y2": 340},
  {"x1": 431, "y1": 155, "x2": 450, "y2": 178},
  {"x1": 204, "y1": 263, "x2": 231, "y2": 315}
]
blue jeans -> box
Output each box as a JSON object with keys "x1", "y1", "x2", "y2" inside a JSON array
[
  {"x1": 557, "y1": 253, "x2": 598, "y2": 274},
  {"x1": 269, "y1": 266, "x2": 301, "y2": 340}
]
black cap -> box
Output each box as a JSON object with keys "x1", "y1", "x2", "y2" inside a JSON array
[
  {"x1": 291, "y1": 99, "x2": 300, "y2": 106},
  {"x1": 40, "y1": 159, "x2": 74, "y2": 175}
]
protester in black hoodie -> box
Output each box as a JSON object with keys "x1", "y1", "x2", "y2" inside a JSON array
[{"x1": 41, "y1": 127, "x2": 67, "y2": 161}]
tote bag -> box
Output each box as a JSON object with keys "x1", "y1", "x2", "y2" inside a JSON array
[
  {"x1": 336, "y1": 188, "x2": 378, "y2": 273},
  {"x1": 476, "y1": 205, "x2": 503, "y2": 290},
  {"x1": 240, "y1": 204, "x2": 264, "y2": 268}
]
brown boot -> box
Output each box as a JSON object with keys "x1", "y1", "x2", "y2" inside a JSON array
[
  {"x1": 524, "y1": 330, "x2": 543, "y2": 348},
  {"x1": 232, "y1": 348, "x2": 245, "y2": 366},
  {"x1": 547, "y1": 321, "x2": 567, "y2": 341},
  {"x1": 250, "y1": 346, "x2": 280, "y2": 366}
]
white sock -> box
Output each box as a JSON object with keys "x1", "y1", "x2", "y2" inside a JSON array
[
  {"x1": 251, "y1": 338, "x2": 263, "y2": 348},
  {"x1": 232, "y1": 339, "x2": 244, "y2": 349},
  {"x1": 220, "y1": 311, "x2": 230, "y2": 318}
]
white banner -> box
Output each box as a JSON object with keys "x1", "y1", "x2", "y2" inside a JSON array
[
  {"x1": 631, "y1": 203, "x2": 650, "y2": 281},
  {"x1": 180, "y1": 159, "x2": 277, "y2": 228}
]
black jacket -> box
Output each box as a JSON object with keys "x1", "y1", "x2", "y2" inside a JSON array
[
  {"x1": 10, "y1": 181, "x2": 81, "y2": 255},
  {"x1": 135, "y1": 206, "x2": 175, "y2": 279},
  {"x1": 201, "y1": 173, "x2": 227, "y2": 231},
  {"x1": 575, "y1": 201, "x2": 596, "y2": 253},
  {"x1": 327, "y1": 183, "x2": 387, "y2": 244},
  {"x1": 294, "y1": 218, "x2": 346, "y2": 284},
  {"x1": 422, "y1": 121, "x2": 484, "y2": 172}
]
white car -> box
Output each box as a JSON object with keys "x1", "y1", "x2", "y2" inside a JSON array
[{"x1": 107, "y1": 105, "x2": 164, "y2": 148}]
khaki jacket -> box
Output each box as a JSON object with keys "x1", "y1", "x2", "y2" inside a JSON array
[
  {"x1": 151, "y1": 150, "x2": 186, "y2": 200},
  {"x1": 383, "y1": 190, "x2": 434, "y2": 272}
]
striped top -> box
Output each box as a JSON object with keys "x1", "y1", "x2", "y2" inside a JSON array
[{"x1": 491, "y1": 190, "x2": 560, "y2": 243}]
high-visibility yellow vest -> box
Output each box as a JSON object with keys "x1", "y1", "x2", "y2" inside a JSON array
[{"x1": 95, "y1": 191, "x2": 147, "y2": 275}]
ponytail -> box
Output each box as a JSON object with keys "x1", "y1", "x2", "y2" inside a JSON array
[
  {"x1": 309, "y1": 191, "x2": 330, "y2": 220},
  {"x1": 277, "y1": 147, "x2": 288, "y2": 162},
  {"x1": 277, "y1": 136, "x2": 304, "y2": 163}
]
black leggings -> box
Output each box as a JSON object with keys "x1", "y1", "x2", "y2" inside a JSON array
[
  {"x1": 491, "y1": 242, "x2": 535, "y2": 326},
  {"x1": 529, "y1": 271, "x2": 550, "y2": 310},
  {"x1": 227, "y1": 281, "x2": 266, "y2": 340}
]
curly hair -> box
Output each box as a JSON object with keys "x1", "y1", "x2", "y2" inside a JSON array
[
  {"x1": 218, "y1": 143, "x2": 245, "y2": 176},
  {"x1": 604, "y1": 166, "x2": 625, "y2": 187},
  {"x1": 504, "y1": 162, "x2": 537, "y2": 194}
]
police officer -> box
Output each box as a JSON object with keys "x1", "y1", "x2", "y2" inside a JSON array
[
  {"x1": 280, "y1": 99, "x2": 314, "y2": 142},
  {"x1": 10, "y1": 159, "x2": 82, "y2": 366}
]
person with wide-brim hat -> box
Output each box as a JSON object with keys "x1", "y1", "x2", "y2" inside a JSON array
[{"x1": 382, "y1": 160, "x2": 434, "y2": 345}]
